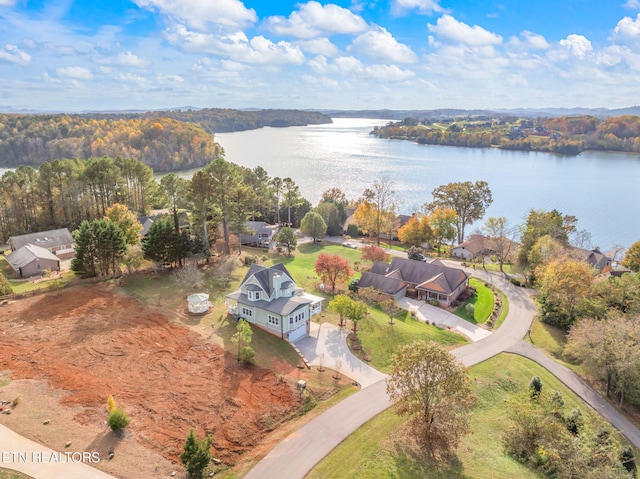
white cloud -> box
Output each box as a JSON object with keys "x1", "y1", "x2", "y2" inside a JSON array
[
  {"x1": 0, "y1": 44, "x2": 31, "y2": 65},
  {"x1": 158, "y1": 74, "x2": 184, "y2": 83},
  {"x1": 612, "y1": 14, "x2": 640, "y2": 43},
  {"x1": 118, "y1": 72, "x2": 146, "y2": 84},
  {"x1": 0, "y1": 0, "x2": 16, "y2": 5},
  {"x1": 391, "y1": 0, "x2": 444, "y2": 16},
  {"x1": 559, "y1": 34, "x2": 593, "y2": 58},
  {"x1": 115, "y1": 51, "x2": 148, "y2": 67},
  {"x1": 265, "y1": 1, "x2": 368, "y2": 38},
  {"x1": 624, "y1": 0, "x2": 640, "y2": 9},
  {"x1": 350, "y1": 28, "x2": 418, "y2": 63},
  {"x1": 508, "y1": 31, "x2": 549, "y2": 50},
  {"x1": 57, "y1": 66, "x2": 93, "y2": 79},
  {"x1": 165, "y1": 25, "x2": 305, "y2": 65},
  {"x1": 428, "y1": 15, "x2": 502, "y2": 46},
  {"x1": 308, "y1": 55, "x2": 414, "y2": 81},
  {"x1": 295, "y1": 38, "x2": 339, "y2": 56},
  {"x1": 133, "y1": 0, "x2": 257, "y2": 30}
]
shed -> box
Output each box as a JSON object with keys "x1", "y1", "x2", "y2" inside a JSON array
[
  {"x1": 5, "y1": 244, "x2": 61, "y2": 278},
  {"x1": 187, "y1": 293, "x2": 211, "y2": 314}
]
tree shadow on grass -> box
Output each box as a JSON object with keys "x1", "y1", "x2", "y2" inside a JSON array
[
  {"x1": 86, "y1": 429, "x2": 126, "y2": 462},
  {"x1": 389, "y1": 438, "x2": 471, "y2": 479}
]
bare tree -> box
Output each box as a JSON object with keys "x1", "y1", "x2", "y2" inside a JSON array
[{"x1": 174, "y1": 261, "x2": 204, "y2": 290}]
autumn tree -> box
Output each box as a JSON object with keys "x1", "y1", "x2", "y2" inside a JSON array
[
  {"x1": 482, "y1": 216, "x2": 516, "y2": 272},
  {"x1": 274, "y1": 226, "x2": 297, "y2": 256},
  {"x1": 361, "y1": 245, "x2": 390, "y2": 263},
  {"x1": 381, "y1": 298, "x2": 402, "y2": 324},
  {"x1": 300, "y1": 211, "x2": 327, "y2": 242},
  {"x1": 314, "y1": 253, "x2": 353, "y2": 292},
  {"x1": 426, "y1": 180, "x2": 492, "y2": 244},
  {"x1": 429, "y1": 207, "x2": 457, "y2": 254},
  {"x1": 329, "y1": 294, "x2": 353, "y2": 328},
  {"x1": 622, "y1": 240, "x2": 640, "y2": 272},
  {"x1": 345, "y1": 299, "x2": 367, "y2": 335},
  {"x1": 397, "y1": 214, "x2": 432, "y2": 247},
  {"x1": 565, "y1": 315, "x2": 640, "y2": 406},
  {"x1": 231, "y1": 319, "x2": 254, "y2": 363},
  {"x1": 353, "y1": 178, "x2": 397, "y2": 246},
  {"x1": 386, "y1": 340, "x2": 477, "y2": 454},
  {"x1": 518, "y1": 209, "x2": 570, "y2": 272},
  {"x1": 536, "y1": 258, "x2": 595, "y2": 329},
  {"x1": 105, "y1": 203, "x2": 142, "y2": 246}
]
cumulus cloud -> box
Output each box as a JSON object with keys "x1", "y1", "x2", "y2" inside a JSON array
[
  {"x1": 265, "y1": 1, "x2": 368, "y2": 38},
  {"x1": 612, "y1": 14, "x2": 640, "y2": 43},
  {"x1": 350, "y1": 28, "x2": 418, "y2": 63},
  {"x1": 428, "y1": 14, "x2": 502, "y2": 46},
  {"x1": 559, "y1": 34, "x2": 593, "y2": 58},
  {"x1": 57, "y1": 66, "x2": 92, "y2": 79},
  {"x1": 391, "y1": 0, "x2": 444, "y2": 16},
  {"x1": 308, "y1": 54, "x2": 414, "y2": 81},
  {"x1": 0, "y1": 0, "x2": 16, "y2": 5},
  {"x1": 624, "y1": 0, "x2": 640, "y2": 9},
  {"x1": 0, "y1": 44, "x2": 31, "y2": 65},
  {"x1": 295, "y1": 38, "x2": 339, "y2": 56},
  {"x1": 165, "y1": 25, "x2": 305, "y2": 65},
  {"x1": 133, "y1": 0, "x2": 257, "y2": 30}
]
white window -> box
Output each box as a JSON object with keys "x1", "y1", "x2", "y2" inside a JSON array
[
  {"x1": 241, "y1": 307, "x2": 253, "y2": 317},
  {"x1": 247, "y1": 290, "x2": 262, "y2": 301},
  {"x1": 268, "y1": 315, "x2": 279, "y2": 326}
]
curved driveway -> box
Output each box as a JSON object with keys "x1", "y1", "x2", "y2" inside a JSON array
[{"x1": 246, "y1": 260, "x2": 640, "y2": 479}]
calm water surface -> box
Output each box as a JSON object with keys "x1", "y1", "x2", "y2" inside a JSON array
[
  {"x1": 216, "y1": 118, "x2": 640, "y2": 251},
  {"x1": 2, "y1": 119, "x2": 639, "y2": 250}
]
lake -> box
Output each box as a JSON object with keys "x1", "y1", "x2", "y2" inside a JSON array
[
  {"x1": 2, "y1": 118, "x2": 639, "y2": 251},
  {"x1": 215, "y1": 118, "x2": 640, "y2": 251}
]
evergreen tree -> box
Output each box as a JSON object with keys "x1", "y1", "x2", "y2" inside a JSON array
[
  {"x1": 142, "y1": 217, "x2": 188, "y2": 267},
  {"x1": 0, "y1": 271, "x2": 12, "y2": 296},
  {"x1": 180, "y1": 429, "x2": 212, "y2": 479}
]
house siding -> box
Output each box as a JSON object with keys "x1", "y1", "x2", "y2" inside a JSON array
[{"x1": 17, "y1": 258, "x2": 60, "y2": 278}]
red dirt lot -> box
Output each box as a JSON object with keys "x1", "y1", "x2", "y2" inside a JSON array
[{"x1": 0, "y1": 283, "x2": 300, "y2": 475}]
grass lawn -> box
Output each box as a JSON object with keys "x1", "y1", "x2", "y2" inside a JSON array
[
  {"x1": 349, "y1": 306, "x2": 467, "y2": 373},
  {"x1": 454, "y1": 278, "x2": 494, "y2": 324},
  {"x1": 0, "y1": 469, "x2": 35, "y2": 479},
  {"x1": 306, "y1": 353, "x2": 628, "y2": 479},
  {"x1": 0, "y1": 255, "x2": 75, "y2": 295}
]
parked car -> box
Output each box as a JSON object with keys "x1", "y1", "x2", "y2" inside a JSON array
[{"x1": 342, "y1": 242, "x2": 357, "y2": 249}]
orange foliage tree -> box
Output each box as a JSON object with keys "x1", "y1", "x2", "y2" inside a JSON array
[
  {"x1": 314, "y1": 253, "x2": 353, "y2": 292},
  {"x1": 361, "y1": 245, "x2": 390, "y2": 263}
]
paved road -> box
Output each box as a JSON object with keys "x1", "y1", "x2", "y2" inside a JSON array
[{"x1": 0, "y1": 424, "x2": 115, "y2": 479}]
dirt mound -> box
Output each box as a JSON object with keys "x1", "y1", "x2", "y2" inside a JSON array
[{"x1": 0, "y1": 284, "x2": 299, "y2": 465}]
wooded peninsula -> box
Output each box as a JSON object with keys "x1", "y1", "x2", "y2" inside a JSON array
[
  {"x1": 373, "y1": 114, "x2": 640, "y2": 155},
  {"x1": 0, "y1": 108, "x2": 332, "y2": 171}
]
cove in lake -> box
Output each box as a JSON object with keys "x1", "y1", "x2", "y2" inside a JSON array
[{"x1": 215, "y1": 118, "x2": 640, "y2": 252}]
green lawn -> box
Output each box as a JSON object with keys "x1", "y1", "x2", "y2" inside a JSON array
[
  {"x1": 0, "y1": 469, "x2": 35, "y2": 479},
  {"x1": 350, "y1": 306, "x2": 467, "y2": 373},
  {"x1": 454, "y1": 278, "x2": 494, "y2": 324},
  {"x1": 0, "y1": 255, "x2": 75, "y2": 295},
  {"x1": 306, "y1": 353, "x2": 627, "y2": 479}
]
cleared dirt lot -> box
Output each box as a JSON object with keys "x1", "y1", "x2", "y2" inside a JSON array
[{"x1": 0, "y1": 283, "x2": 301, "y2": 478}]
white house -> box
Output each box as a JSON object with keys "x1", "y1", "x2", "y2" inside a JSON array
[
  {"x1": 187, "y1": 293, "x2": 211, "y2": 314},
  {"x1": 225, "y1": 263, "x2": 323, "y2": 342}
]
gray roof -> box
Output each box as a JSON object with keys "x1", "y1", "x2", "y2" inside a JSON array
[
  {"x1": 358, "y1": 272, "x2": 406, "y2": 296},
  {"x1": 8, "y1": 228, "x2": 73, "y2": 251},
  {"x1": 240, "y1": 263, "x2": 292, "y2": 298},
  {"x1": 226, "y1": 290, "x2": 311, "y2": 316},
  {"x1": 6, "y1": 244, "x2": 59, "y2": 269},
  {"x1": 571, "y1": 247, "x2": 611, "y2": 271}
]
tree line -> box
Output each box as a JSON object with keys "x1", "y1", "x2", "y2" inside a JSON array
[
  {"x1": 373, "y1": 114, "x2": 640, "y2": 155},
  {"x1": 0, "y1": 114, "x2": 220, "y2": 171}
]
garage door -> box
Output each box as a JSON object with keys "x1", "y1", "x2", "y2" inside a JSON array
[{"x1": 288, "y1": 323, "x2": 308, "y2": 342}]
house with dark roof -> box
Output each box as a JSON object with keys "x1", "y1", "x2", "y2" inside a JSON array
[
  {"x1": 239, "y1": 221, "x2": 280, "y2": 247},
  {"x1": 363, "y1": 257, "x2": 469, "y2": 306},
  {"x1": 225, "y1": 263, "x2": 324, "y2": 342},
  {"x1": 5, "y1": 244, "x2": 60, "y2": 278},
  {"x1": 7, "y1": 228, "x2": 74, "y2": 259},
  {"x1": 571, "y1": 247, "x2": 611, "y2": 272},
  {"x1": 452, "y1": 234, "x2": 519, "y2": 262}
]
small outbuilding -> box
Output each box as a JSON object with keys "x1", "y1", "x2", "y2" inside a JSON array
[
  {"x1": 187, "y1": 293, "x2": 211, "y2": 314},
  {"x1": 5, "y1": 244, "x2": 61, "y2": 278}
]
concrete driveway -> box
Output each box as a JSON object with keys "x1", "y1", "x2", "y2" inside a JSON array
[
  {"x1": 396, "y1": 297, "x2": 492, "y2": 342},
  {"x1": 295, "y1": 322, "x2": 387, "y2": 388}
]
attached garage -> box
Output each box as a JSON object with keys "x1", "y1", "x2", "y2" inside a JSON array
[{"x1": 288, "y1": 323, "x2": 308, "y2": 342}]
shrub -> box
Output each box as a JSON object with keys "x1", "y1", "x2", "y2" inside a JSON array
[
  {"x1": 429, "y1": 299, "x2": 440, "y2": 307},
  {"x1": 465, "y1": 303, "x2": 475, "y2": 314},
  {"x1": 181, "y1": 429, "x2": 212, "y2": 479},
  {"x1": 107, "y1": 408, "x2": 131, "y2": 432},
  {"x1": 107, "y1": 395, "x2": 117, "y2": 413},
  {"x1": 239, "y1": 346, "x2": 255, "y2": 364}
]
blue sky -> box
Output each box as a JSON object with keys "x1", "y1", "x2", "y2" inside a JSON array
[{"x1": 1, "y1": 0, "x2": 640, "y2": 111}]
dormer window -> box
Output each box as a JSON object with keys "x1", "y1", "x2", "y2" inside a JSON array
[{"x1": 248, "y1": 290, "x2": 262, "y2": 301}]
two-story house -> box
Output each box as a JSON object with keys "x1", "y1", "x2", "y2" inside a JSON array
[{"x1": 225, "y1": 263, "x2": 324, "y2": 342}]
